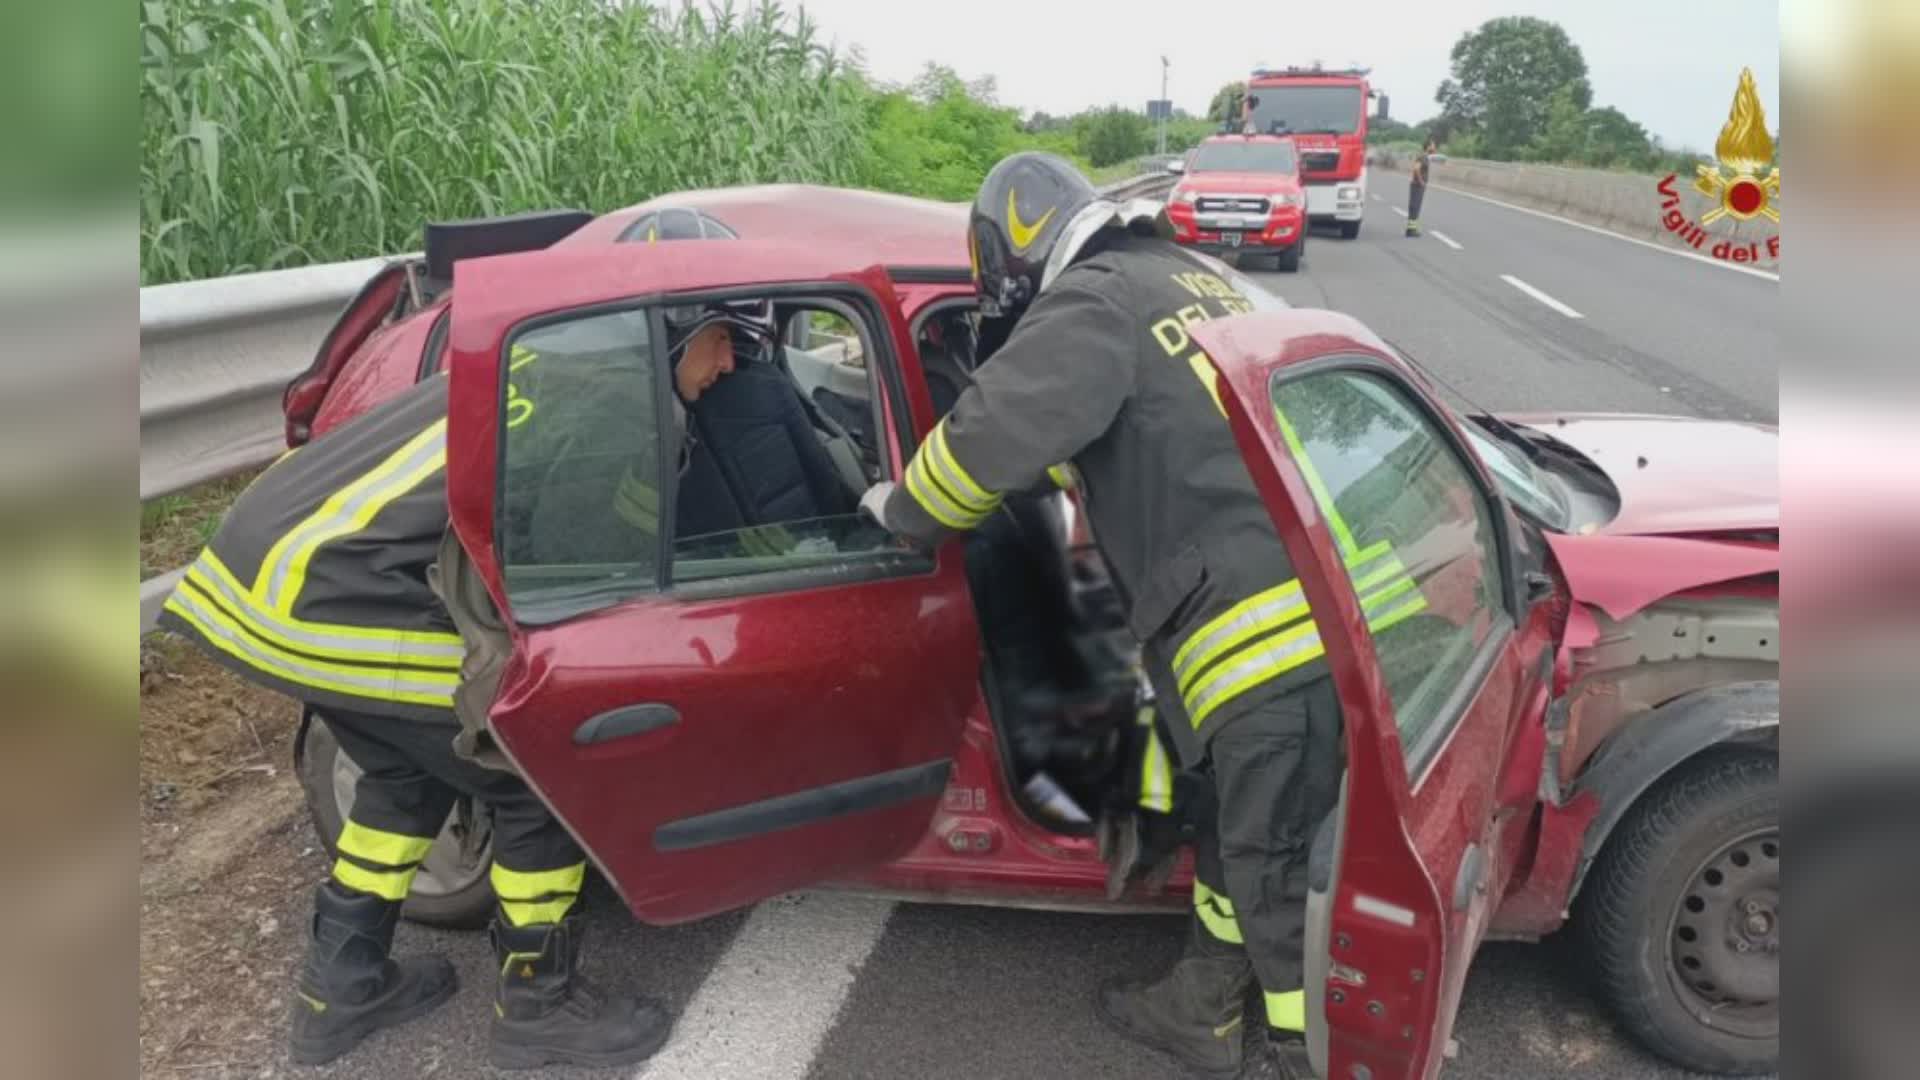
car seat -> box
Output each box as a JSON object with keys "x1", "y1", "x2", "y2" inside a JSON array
[{"x1": 683, "y1": 361, "x2": 857, "y2": 534}]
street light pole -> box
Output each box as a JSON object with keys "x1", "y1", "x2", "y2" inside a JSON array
[{"x1": 1158, "y1": 55, "x2": 1170, "y2": 155}]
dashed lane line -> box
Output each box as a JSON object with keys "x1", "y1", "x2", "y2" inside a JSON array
[
  {"x1": 1500, "y1": 274, "x2": 1585, "y2": 319},
  {"x1": 634, "y1": 894, "x2": 895, "y2": 1080}
]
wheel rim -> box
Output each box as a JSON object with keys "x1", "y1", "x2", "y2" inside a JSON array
[
  {"x1": 1666, "y1": 826, "x2": 1780, "y2": 1038},
  {"x1": 330, "y1": 746, "x2": 492, "y2": 899}
]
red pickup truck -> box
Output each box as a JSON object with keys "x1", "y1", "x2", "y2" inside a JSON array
[
  {"x1": 1167, "y1": 135, "x2": 1311, "y2": 271},
  {"x1": 287, "y1": 186, "x2": 1779, "y2": 1079}
]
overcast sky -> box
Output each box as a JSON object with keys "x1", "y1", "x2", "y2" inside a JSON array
[{"x1": 791, "y1": 0, "x2": 1778, "y2": 152}]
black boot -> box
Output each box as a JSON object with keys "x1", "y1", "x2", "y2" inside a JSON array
[
  {"x1": 1096, "y1": 914, "x2": 1254, "y2": 1076},
  {"x1": 1237, "y1": 1028, "x2": 1315, "y2": 1079},
  {"x1": 490, "y1": 915, "x2": 672, "y2": 1070},
  {"x1": 288, "y1": 883, "x2": 458, "y2": 1065}
]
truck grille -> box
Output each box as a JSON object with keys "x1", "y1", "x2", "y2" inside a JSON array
[
  {"x1": 1195, "y1": 196, "x2": 1269, "y2": 214},
  {"x1": 1299, "y1": 151, "x2": 1342, "y2": 172}
]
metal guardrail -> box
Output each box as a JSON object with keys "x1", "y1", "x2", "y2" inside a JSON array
[{"x1": 137, "y1": 174, "x2": 1175, "y2": 631}]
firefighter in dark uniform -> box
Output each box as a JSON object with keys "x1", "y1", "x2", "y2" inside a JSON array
[
  {"x1": 152, "y1": 305, "x2": 761, "y2": 1069},
  {"x1": 862, "y1": 152, "x2": 1416, "y2": 1078}
]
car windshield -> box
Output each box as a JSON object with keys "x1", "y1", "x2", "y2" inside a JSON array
[
  {"x1": 1190, "y1": 140, "x2": 1297, "y2": 174},
  {"x1": 1462, "y1": 420, "x2": 1572, "y2": 530},
  {"x1": 1245, "y1": 85, "x2": 1364, "y2": 135}
]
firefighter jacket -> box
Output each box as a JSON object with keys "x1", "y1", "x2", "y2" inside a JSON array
[
  {"x1": 880, "y1": 233, "x2": 1422, "y2": 766},
  {"x1": 160, "y1": 376, "x2": 469, "y2": 723}
]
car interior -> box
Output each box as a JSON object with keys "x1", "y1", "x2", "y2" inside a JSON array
[{"x1": 776, "y1": 300, "x2": 1148, "y2": 831}]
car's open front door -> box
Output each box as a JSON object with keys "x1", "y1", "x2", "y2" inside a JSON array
[
  {"x1": 443, "y1": 241, "x2": 980, "y2": 925},
  {"x1": 1191, "y1": 311, "x2": 1548, "y2": 1079}
]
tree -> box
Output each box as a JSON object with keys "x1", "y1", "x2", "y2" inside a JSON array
[
  {"x1": 1526, "y1": 86, "x2": 1657, "y2": 168},
  {"x1": 1076, "y1": 106, "x2": 1149, "y2": 167},
  {"x1": 1436, "y1": 16, "x2": 1591, "y2": 159},
  {"x1": 1209, "y1": 81, "x2": 1246, "y2": 125}
]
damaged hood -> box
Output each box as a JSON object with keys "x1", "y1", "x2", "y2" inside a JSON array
[{"x1": 1508, "y1": 412, "x2": 1778, "y2": 537}]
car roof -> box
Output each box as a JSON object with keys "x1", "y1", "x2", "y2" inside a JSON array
[{"x1": 561, "y1": 184, "x2": 972, "y2": 271}]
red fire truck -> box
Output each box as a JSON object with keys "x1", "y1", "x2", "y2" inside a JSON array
[{"x1": 1242, "y1": 66, "x2": 1378, "y2": 238}]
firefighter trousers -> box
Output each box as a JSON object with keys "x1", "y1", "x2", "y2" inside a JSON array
[
  {"x1": 1407, "y1": 179, "x2": 1428, "y2": 230},
  {"x1": 320, "y1": 707, "x2": 587, "y2": 927},
  {"x1": 1187, "y1": 679, "x2": 1345, "y2": 1032}
]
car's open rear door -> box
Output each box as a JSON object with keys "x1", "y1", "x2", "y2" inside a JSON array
[
  {"x1": 443, "y1": 241, "x2": 981, "y2": 925},
  {"x1": 1192, "y1": 311, "x2": 1547, "y2": 1080}
]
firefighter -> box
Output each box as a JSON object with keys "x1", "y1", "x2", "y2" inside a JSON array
[
  {"x1": 154, "y1": 304, "x2": 763, "y2": 1069},
  {"x1": 860, "y1": 152, "x2": 1413, "y2": 1078},
  {"x1": 1406, "y1": 137, "x2": 1436, "y2": 237}
]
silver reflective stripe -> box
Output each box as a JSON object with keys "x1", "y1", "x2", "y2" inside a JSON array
[
  {"x1": 168, "y1": 587, "x2": 457, "y2": 702},
  {"x1": 262, "y1": 428, "x2": 448, "y2": 611},
  {"x1": 1173, "y1": 584, "x2": 1309, "y2": 689},
  {"x1": 924, "y1": 431, "x2": 997, "y2": 515},
  {"x1": 188, "y1": 558, "x2": 464, "y2": 666},
  {"x1": 1184, "y1": 627, "x2": 1325, "y2": 726}
]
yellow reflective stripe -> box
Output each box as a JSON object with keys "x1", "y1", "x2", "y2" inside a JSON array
[
  {"x1": 1366, "y1": 593, "x2": 1429, "y2": 636},
  {"x1": 1139, "y1": 725, "x2": 1174, "y2": 813},
  {"x1": 1172, "y1": 579, "x2": 1303, "y2": 675},
  {"x1": 332, "y1": 857, "x2": 416, "y2": 901},
  {"x1": 1349, "y1": 557, "x2": 1409, "y2": 598},
  {"x1": 1184, "y1": 622, "x2": 1326, "y2": 730},
  {"x1": 1194, "y1": 881, "x2": 1244, "y2": 944},
  {"x1": 337, "y1": 821, "x2": 434, "y2": 868},
  {"x1": 1360, "y1": 574, "x2": 1419, "y2": 615},
  {"x1": 492, "y1": 862, "x2": 586, "y2": 927},
  {"x1": 184, "y1": 552, "x2": 463, "y2": 670},
  {"x1": 929, "y1": 423, "x2": 995, "y2": 508},
  {"x1": 904, "y1": 448, "x2": 986, "y2": 530},
  {"x1": 163, "y1": 585, "x2": 458, "y2": 708},
  {"x1": 491, "y1": 861, "x2": 586, "y2": 898},
  {"x1": 612, "y1": 469, "x2": 660, "y2": 531},
  {"x1": 1265, "y1": 989, "x2": 1307, "y2": 1032},
  {"x1": 1047, "y1": 464, "x2": 1076, "y2": 490},
  {"x1": 1174, "y1": 585, "x2": 1312, "y2": 698},
  {"x1": 256, "y1": 419, "x2": 449, "y2": 614},
  {"x1": 499, "y1": 897, "x2": 579, "y2": 926},
  {"x1": 1271, "y1": 405, "x2": 1357, "y2": 557}
]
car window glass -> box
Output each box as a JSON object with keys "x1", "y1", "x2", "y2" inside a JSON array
[
  {"x1": 665, "y1": 301, "x2": 920, "y2": 591},
  {"x1": 1191, "y1": 141, "x2": 1298, "y2": 173},
  {"x1": 498, "y1": 309, "x2": 661, "y2": 611},
  {"x1": 1271, "y1": 369, "x2": 1504, "y2": 762}
]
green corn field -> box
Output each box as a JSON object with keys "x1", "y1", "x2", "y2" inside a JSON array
[{"x1": 142, "y1": 0, "x2": 903, "y2": 284}]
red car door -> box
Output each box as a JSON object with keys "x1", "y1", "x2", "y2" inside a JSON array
[
  {"x1": 443, "y1": 242, "x2": 980, "y2": 925},
  {"x1": 1192, "y1": 310, "x2": 1550, "y2": 1080}
]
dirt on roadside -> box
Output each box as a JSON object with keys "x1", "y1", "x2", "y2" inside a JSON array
[{"x1": 140, "y1": 633, "x2": 329, "y2": 1079}]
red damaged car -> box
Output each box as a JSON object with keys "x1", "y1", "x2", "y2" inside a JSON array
[
  {"x1": 286, "y1": 187, "x2": 1779, "y2": 1078},
  {"x1": 1166, "y1": 135, "x2": 1312, "y2": 271}
]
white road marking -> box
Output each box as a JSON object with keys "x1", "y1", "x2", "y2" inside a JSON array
[
  {"x1": 1429, "y1": 230, "x2": 1464, "y2": 250},
  {"x1": 1500, "y1": 274, "x2": 1585, "y2": 319},
  {"x1": 1430, "y1": 182, "x2": 1780, "y2": 282},
  {"x1": 1389, "y1": 205, "x2": 1407, "y2": 217},
  {"x1": 635, "y1": 893, "x2": 894, "y2": 1080}
]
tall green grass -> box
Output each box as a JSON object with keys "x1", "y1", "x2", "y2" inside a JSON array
[{"x1": 140, "y1": 0, "x2": 874, "y2": 284}]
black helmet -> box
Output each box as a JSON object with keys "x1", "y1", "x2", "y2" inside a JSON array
[
  {"x1": 970, "y1": 152, "x2": 1098, "y2": 320},
  {"x1": 663, "y1": 298, "x2": 774, "y2": 363}
]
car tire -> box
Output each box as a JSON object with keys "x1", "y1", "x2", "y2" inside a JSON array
[
  {"x1": 1338, "y1": 219, "x2": 1362, "y2": 239},
  {"x1": 1580, "y1": 750, "x2": 1778, "y2": 1075},
  {"x1": 296, "y1": 715, "x2": 497, "y2": 929},
  {"x1": 1276, "y1": 241, "x2": 1304, "y2": 273}
]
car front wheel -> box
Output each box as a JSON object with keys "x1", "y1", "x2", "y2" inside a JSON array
[
  {"x1": 296, "y1": 715, "x2": 497, "y2": 929},
  {"x1": 1580, "y1": 751, "x2": 1778, "y2": 1075}
]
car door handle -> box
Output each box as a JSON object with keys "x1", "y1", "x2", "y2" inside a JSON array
[{"x1": 573, "y1": 703, "x2": 680, "y2": 745}]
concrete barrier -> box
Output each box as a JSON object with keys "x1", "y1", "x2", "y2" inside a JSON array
[{"x1": 1369, "y1": 150, "x2": 1779, "y2": 268}]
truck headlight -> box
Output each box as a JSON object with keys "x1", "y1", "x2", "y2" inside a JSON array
[
  {"x1": 1174, "y1": 188, "x2": 1198, "y2": 205},
  {"x1": 1339, "y1": 185, "x2": 1361, "y2": 201},
  {"x1": 1277, "y1": 192, "x2": 1305, "y2": 208}
]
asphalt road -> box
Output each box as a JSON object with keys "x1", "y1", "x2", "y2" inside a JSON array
[{"x1": 266, "y1": 185, "x2": 1777, "y2": 1080}]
